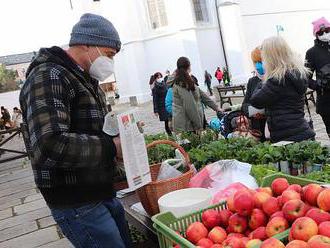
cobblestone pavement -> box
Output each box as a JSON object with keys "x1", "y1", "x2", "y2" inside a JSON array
[{"x1": 0, "y1": 99, "x2": 328, "y2": 247}]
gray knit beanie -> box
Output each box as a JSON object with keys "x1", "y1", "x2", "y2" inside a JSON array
[{"x1": 69, "y1": 13, "x2": 121, "y2": 52}]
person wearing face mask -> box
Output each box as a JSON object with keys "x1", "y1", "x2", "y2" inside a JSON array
[
  {"x1": 242, "y1": 47, "x2": 267, "y2": 141},
  {"x1": 151, "y1": 72, "x2": 172, "y2": 135},
  {"x1": 19, "y1": 14, "x2": 132, "y2": 248},
  {"x1": 306, "y1": 17, "x2": 330, "y2": 139}
]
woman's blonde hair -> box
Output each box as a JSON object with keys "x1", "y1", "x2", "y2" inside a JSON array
[{"x1": 261, "y1": 36, "x2": 309, "y2": 82}]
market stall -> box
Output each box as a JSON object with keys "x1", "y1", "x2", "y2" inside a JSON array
[{"x1": 119, "y1": 130, "x2": 330, "y2": 247}]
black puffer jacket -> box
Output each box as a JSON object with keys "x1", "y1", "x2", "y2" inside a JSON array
[
  {"x1": 305, "y1": 39, "x2": 330, "y2": 115},
  {"x1": 250, "y1": 72, "x2": 315, "y2": 143},
  {"x1": 152, "y1": 81, "x2": 168, "y2": 121}
]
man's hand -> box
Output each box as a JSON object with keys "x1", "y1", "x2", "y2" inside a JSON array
[
  {"x1": 112, "y1": 136, "x2": 123, "y2": 161},
  {"x1": 154, "y1": 113, "x2": 159, "y2": 117}
]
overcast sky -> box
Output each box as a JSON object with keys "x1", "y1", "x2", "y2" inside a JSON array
[{"x1": 0, "y1": 0, "x2": 84, "y2": 56}]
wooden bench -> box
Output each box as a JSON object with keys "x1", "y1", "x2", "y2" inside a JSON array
[
  {"x1": 216, "y1": 85, "x2": 246, "y2": 108},
  {"x1": 0, "y1": 127, "x2": 28, "y2": 164}
]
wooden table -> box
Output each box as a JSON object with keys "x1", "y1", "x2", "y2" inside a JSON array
[
  {"x1": 216, "y1": 85, "x2": 246, "y2": 108},
  {"x1": 119, "y1": 193, "x2": 159, "y2": 248}
]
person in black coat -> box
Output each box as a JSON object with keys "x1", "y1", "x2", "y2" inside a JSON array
[
  {"x1": 250, "y1": 36, "x2": 315, "y2": 143},
  {"x1": 305, "y1": 17, "x2": 330, "y2": 138},
  {"x1": 152, "y1": 72, "x2": 172, "y2": 136},
  {"x1": 242, "y1": 47, "x2": 267, "y2": 141},
  {"x1": 204, "y1": 70, "x2": 213, "y2": 96}
]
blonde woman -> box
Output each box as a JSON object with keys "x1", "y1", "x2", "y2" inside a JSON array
[{"x1": 250, "y1": 36, "x2": 315, "y2": 143}]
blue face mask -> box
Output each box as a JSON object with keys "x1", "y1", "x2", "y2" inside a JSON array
[{"x1": 255, "y1": 62, "x2": 265, "y2": 76}]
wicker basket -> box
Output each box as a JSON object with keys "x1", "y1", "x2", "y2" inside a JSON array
[{"x1": 136, "y1": 140, "x2": 194, "y2": 216}]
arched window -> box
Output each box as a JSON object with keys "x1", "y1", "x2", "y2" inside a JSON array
[
  {"x1": 146, "y1": 0, "x2": 168, "y2": 29},
  {"x1": 192, "y1": 0, "x2": 209, "y2": 23}
]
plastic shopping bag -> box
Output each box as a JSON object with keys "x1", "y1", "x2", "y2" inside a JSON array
[
  {"x1": 157, "y1": 159, "x2": 183, "y2": 180},
  {"x1": 189, "y1": 160, "x2": 258, "y2": 203}
]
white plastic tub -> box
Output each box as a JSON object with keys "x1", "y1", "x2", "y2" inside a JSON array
[{"x1": 158, "y1": 188, "x2": 212, "y2": 218}]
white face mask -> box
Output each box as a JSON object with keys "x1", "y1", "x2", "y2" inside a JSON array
[
  {"x1": 156, "y1": 78, "x2": 163, "y2": 83},
  {"x1": 89, "y1": 47, "x2": 114, "y2": 81},
  {"x1": 318, "y1": 32, "x2": 330, "y2": 42}
]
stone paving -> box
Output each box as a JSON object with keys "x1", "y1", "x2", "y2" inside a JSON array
[{"x1": 0, "y1": 99, "x2": 329, "y2": 248}]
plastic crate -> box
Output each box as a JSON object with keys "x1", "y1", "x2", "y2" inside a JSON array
[
  {"x1": 152, "y1": 173, "x2": 321, "y2": 248},
  {"x1": 261, "y1": 172, "x2": 323, "y2": 187},
  {"x1": 152, "y1": 202, "x2": 227, "y2": 248}
]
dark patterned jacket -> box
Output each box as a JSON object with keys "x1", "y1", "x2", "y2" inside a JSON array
[{"x1": 20, "y1": 46, "x2": 117, "y2": 208}]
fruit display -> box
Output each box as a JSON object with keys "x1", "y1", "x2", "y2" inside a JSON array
[{"x1": 165, "y1": 177, "x2": 330, "y2": 248}]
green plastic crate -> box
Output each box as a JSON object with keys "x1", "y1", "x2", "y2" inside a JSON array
[
  {"x1": 152, "y1": 202, "x2": 227, "y2": 248},
  {"x1": 261, "y1": 172, "x2": 323, "y2": 187},
  {"x1": 152, "y1": 173, "x2": 321, "y2": 248}
]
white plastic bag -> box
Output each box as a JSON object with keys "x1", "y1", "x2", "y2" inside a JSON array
[
  {"x1": 157, "y1": 159, "x2": 183, "y2": 180},
  {"x1": 189, "y1": 159, "x2": 258, "y2": 196}
]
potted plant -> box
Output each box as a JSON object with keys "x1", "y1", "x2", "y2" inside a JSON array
[
  {"x1": 296, "y1": 141, "x2": 313, "y2": 174},
  {"x1": 286, "y1": 143, "x2": 304, "y2": 176},
  {"x1": 311, "y1": 143, "x2": 329, "y2": 171}
]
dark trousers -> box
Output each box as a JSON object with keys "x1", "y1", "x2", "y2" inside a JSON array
[
  {"x1": 51, "y1": 198, "x2": 132, "y2": 248},
  {"x1": 165, "y1": 120, "x2": 172, "y2": 136},
  {"x1": 205, "y1": 81, "x2": 213, "y2": 96},
  {"x1": 321, "y1": 114, "x2": 330, "y2": 138},
  {"x1": 217, "y1": 79, "x2": 222, "y2": 85}
]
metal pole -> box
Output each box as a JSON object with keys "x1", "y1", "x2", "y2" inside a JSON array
[{"x1": 215, "y1": 0, "x2": 229, "y2": 69}]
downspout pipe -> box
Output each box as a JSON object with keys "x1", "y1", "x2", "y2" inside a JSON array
[{"x1": 215, "y1": 0, "x2": 229, "y2": 69}]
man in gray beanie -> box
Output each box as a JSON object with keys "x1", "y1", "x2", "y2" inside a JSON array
[{"x1": 19, "y1": 13, "x2": 131, "y2": 247}]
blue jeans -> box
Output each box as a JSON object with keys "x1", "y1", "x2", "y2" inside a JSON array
[{"x1": 51, "y1": 198, "x2": 132, "y2": 248}]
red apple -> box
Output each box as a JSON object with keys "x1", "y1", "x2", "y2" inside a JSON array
[
  {"x1": 249, "y1": 226, "x2": 268, "y2": 240},
  {"x1": 218, "y1": 209, "x2": 233, "y2": 227},
  {"x1": 233, "y1": 191, "x2": 255, "y2": 216},
  {"x1": 287, "y1": 184, "x2": 302, "y2": 194},
  {"x1": 228, "y1": 214, "x2": 248, "y2": 233},
  {"x1": 246, "y1": 239, "x2": 262, "y2": 248},
  {"x1": 241, "y1": 237, "x2": 250, "y2": 246},
  {"x1": 211, "y1": 245, "x2": 222, "y2": 248},
  {"x1": 271, "y1": 178, "x2": 289, "y2": 196},
  {"x1": 303, "y1": 184, "x2": 323, "y2": 206},
  {"x1": 227, "y1": 233, "x2": 244, "y2": 239},
  {"x1": 186, "y1": 222, "x2": 208, "y2": 244},
  {"x1": 227, "y1": 194, "x2": 236, "y2": 213},
  {"x1": 262, "y1": 197, "x2": 280, "y2": 216},
  {"x1": 249, "y1": 208, "x2": 268, "y2": 230},
  {"x1": 282, "y1": 199, "x2": 307, "y2": 222},
  {"x1": 281, "y1": 190, "x2": 301, "y2": 205},
  {"x1": 308, "y1": 235, "x2": 330, "y2": 248},
  {"x1": 208, "y1": 226, "x2": 227, "y2": 244},
  {"x1": 261, "y1": 237, "x2": 285, "y2": 248},
  {"x1": 197, "y1": 238, "x2": 214, "y2": 248},
  {"x1": 277, "y1": 196, "x2": 284, "y2": 209},
  {"x1": 254, "y1": 192, "x2": 271, "y2": 209},
  {"x1": 270, "y1": 211, "x2": 284, "y2": 220},
  {"x1": 290, "y1": 217, "x2": 318, "y2": 242},
  {"x1": 222, "y1": 237, "x2": 244, "y2": 248},
  {"x1": 319, "y1": 221, "x2": 330, "y2": 238},
  {"x1": 318, "y1": 189, "x2": 330, "y2": 211},
  {"x1": 286, "y1": 240, "x2": 309, "y2": 248},
  {"x1": 202, "y1": 209, "x2": 221, "y2": 229},
  {"x1": 265, "y1": 217, "x2": 289, "y2": 237},
  {"x1": 305, "y1": 208, "x2": 330, "y2": 225},
  {"x1": 257, "y1": 187, "x2": 273, "y2": 196}
]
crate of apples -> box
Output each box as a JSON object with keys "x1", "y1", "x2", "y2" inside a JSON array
[{"x1": 173, "y1": 177, "x2": 330, "y2": 248}]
